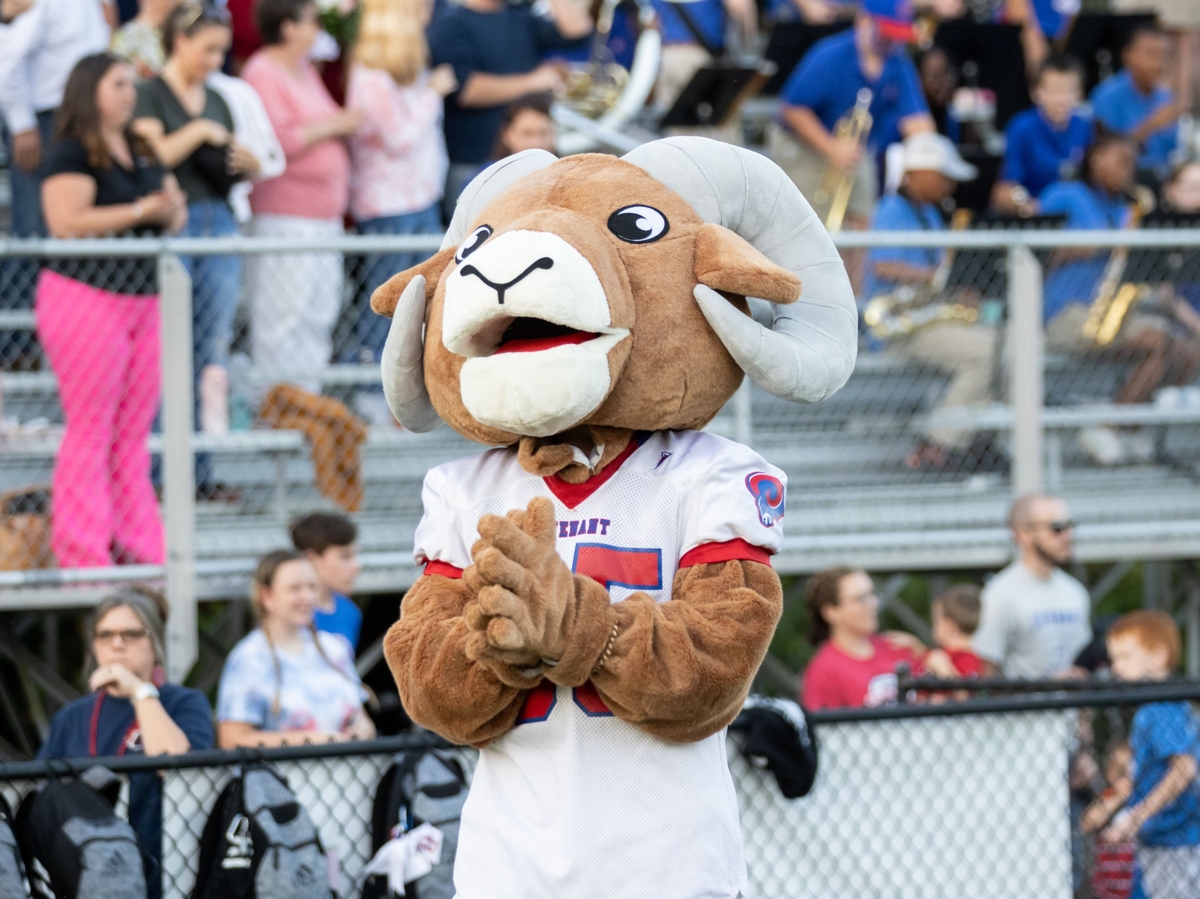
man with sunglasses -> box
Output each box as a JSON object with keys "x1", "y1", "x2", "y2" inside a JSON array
[{"x1": 974, "y1": 493, "x2": 1092, "y2": 679}]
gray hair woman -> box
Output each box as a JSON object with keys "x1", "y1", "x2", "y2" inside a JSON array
[{"x1": 37, "y1": 586, "x2": 214, "y2": 899}]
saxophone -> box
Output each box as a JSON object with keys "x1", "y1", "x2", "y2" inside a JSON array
[
  {"x1": 817, "y1": 89, "x2": 873, "y2": 233},
  {"x1": 1081, "y1": 185, "x2": 1156, "y2": 347},
  {"x1": 862, "y1": 208, "x2": 977, "y2": 339}
]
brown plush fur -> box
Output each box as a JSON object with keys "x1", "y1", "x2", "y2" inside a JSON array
[
  {"x1": 370, "y1": 155, "x2": 803, "y2": 448},
  {"x1": 379, "y1": 151, "x2": 793, "y2": 748},
  {"x1": 386, "y1": 557, "x2": 782, "y2": 746}
]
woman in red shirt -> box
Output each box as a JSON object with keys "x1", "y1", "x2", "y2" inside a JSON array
[{"x1": 800, "y1": 567, "x2": 925, "y2": 710}]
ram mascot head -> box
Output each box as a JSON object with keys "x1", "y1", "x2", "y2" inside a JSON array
[{"x1": 371, "y1": 137, "x2": 858, "y2": 470}]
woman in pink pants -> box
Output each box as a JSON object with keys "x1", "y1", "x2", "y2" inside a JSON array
[{"x1": 37, "y1": 53, "x2": 186, "y2": 567}]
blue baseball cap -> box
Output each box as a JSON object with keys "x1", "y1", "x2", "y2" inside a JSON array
[{"x1": 861, "y1": 0, "x2": 916, "y2": 42}]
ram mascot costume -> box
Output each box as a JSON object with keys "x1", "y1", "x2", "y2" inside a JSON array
[{"x1": 375, "y1": 137, "x2": 857, "y2": 898}]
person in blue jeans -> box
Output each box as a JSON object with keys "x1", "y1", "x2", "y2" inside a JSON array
[
  {"x1": 290, "y1": 511, "x2": 363, "y2": 652},
  {"x1": 1082, "y1": 611, "x2": 1200, "y2": 899},
  {"x1": 132, "y1": 4, "x2": 261, "y2": 493}
]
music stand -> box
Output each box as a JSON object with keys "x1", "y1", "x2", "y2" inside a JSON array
[
  {"x1": 660, "y1": 62, "x2": 777, "y2": 129},
  {"x1": 1124, "y1": 212, "x2": 1200, "y2": 286},
  {"x1": 951, "y1": 150, "x2": 1002, "y2": 213},
  {"x1": 1061, "y1": 12, "x2": 1159, "y2": 93},
  {"x1": 932, "y1": 20, "x2": 1028, "y2": 130},
  {"x1": 945, "y1": 213, "x2": 1066, "y2": 297},
  {"x1": 760, "y1": 22, "x2": 851, "y2": 96}
]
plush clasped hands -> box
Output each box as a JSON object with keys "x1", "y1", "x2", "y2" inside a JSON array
[{"x1": 463, "y1": 497, "x2": 608, "y2": 687}]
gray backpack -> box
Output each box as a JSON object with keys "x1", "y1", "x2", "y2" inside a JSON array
[
  {"x1": 191, "y1": 764, "x2": 330, "y2": 899},
  {"x1": 17, "y1": 776, "x2": 147, "y2": 899},
  {"x1": 362, "y1": 749, "x2": 468, "y2": 899},
  {"x1": 0, "y1": 792, "x2": 30, "y2": 898}
]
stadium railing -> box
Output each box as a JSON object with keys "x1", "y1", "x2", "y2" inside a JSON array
[
  {"x1": 4, "y1": 681, "x2": 1200, "y2": 898},
  {"x1": 1, "y1": 231, "x2": 1200, "y2": 679}
]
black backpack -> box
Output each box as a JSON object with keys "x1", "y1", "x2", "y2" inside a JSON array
[
  {"x1": 362, "y1": 749, "x2": 468, "y2": 899},
  {"x1": 15, "y1": 775, "x2": 148, "y2": 899},
  {"x1": 731, "y1": 696, "x2": 819, "y2": 799},
  {"x1": 0, "y1": 792, "x2": 30, "y2": 899},
  {"x1": 190, "y1": 764, "x2": 331, "y2": 899}
]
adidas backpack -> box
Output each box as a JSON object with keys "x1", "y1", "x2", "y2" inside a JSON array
[
  {"x1": 0, "y1": 792, "x2": 30, "y2": 898},
  {"x1": 190, "y1": 764, "x2": 331, "y2": 899},
  {"x1": 16, "y1": 777, "x2": 148, "y2": 899},
  {"x1": 362, "y1": 748, "x2": 468, "y2": 899}
]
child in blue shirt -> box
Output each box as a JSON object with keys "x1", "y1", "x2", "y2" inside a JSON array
[
  {"x1": 291, "y1": 511, "x2": 363, "y2": 651},
  {"x1": 1090, "y1": 25, "x2": 1180, "y2": 177},
  {"x1": 1082, "y1": 611, "x2": 1200, "y2": 897},
  {"x1": 994, "y1": 54, "x2": 1091, "y2": 214}
]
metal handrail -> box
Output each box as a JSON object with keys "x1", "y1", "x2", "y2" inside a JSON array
[{"x1": 3, "y1": 228, "x2": 1200, "y2": 256}]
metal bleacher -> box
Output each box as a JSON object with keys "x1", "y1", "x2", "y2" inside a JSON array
[{"x1": 1, "y1": 231, "x2": 1199, "y2": 616}]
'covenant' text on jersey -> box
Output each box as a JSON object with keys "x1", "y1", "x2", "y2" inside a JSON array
[{"x1": 414, "y1": 429, "x2": 786, "y2": 899}]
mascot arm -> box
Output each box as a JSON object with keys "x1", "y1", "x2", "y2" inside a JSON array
[
  {"x1": 590, "y1": 558, "x2": 783, "y2": 744},
  {"x1": 384, "y1": 572, "x2": 534, "y2": 747}
]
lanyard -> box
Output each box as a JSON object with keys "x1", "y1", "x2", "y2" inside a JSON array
[{"x1": 88, "y1": 692, "x2": 141, "y2": 758}]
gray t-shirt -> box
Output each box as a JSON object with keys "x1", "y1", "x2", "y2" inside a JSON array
[{"x1": 973, "y1": 560, "x2": 1092, "y2": 678}]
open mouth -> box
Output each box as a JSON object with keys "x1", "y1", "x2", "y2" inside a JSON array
[{"x1": 494, "y1": 318, "x2": 600, "y2": 355}]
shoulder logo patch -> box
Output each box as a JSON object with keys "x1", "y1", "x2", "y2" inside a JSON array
[{"x1": 745, "y1": 471, "x2": 785, "y2": 527}]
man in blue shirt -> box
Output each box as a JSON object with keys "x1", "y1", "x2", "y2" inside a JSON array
[
  {"x1": 291, "y1": 511, "x2": 364, "y2": 651},
  {"x1": 769, "y1": 0, "x2": 933, "y2": 232},
  {"x1": 428, "y1": 0, "x2": 592, "y2": 215},
  {"x1": 863, "y1": 133, "x2": 999, "y2": 471},
  {"x1": 993, "y1": 55, "x2": 1091, "y2": 215},
  {"x1": 1090, "y1": 25, "x2": 1180, "y2": 177},
  {"x1": 651, "y1": 0, "x2": 758, "y2": 107}
]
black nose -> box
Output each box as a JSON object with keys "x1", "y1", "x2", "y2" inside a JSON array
[{"x1": 459, "y1": 257, "x2": 554, "y2": 304}]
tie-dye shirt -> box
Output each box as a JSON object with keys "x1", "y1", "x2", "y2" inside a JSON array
[{"x1": 216, "y1": 628, "x2": 366, "y2": 733}]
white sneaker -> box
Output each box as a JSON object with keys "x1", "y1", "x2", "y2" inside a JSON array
[
  {"x1": 1079, "y1": 426, "x2": 1125, "y2": 466},
  {"x1": 1123, "y1": 428, "x2": 1155, "y2": 463}
]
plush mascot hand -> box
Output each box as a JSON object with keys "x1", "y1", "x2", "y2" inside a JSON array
[{"x1": 463, "y1": 497, "x2": 582, "y2": 668}]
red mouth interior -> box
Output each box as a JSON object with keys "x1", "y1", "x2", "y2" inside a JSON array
[{"x1": 494, "y1": 318, "x2": 598, "y2": 355}]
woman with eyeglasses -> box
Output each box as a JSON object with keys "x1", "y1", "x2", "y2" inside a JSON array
[
  {"x1": 800, "y1": 567, "x2": 929, "y2": 710},
  {"x1": 37, "y1": 587, "x2": 214, "y2": 899}
]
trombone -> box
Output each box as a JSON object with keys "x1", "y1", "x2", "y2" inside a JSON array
[{"x1": 816, "y1": 88, "x2": 873, "y2": 232}]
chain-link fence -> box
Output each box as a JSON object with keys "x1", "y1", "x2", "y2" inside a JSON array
[
  {"x1": 5, "y1": 683, "x2": 1200, "y2": 898},
  {"x1": 2, "y1": 230, "x2": 1200, "y2": 670}
]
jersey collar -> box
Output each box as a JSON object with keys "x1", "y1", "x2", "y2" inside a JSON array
[{"x1": 543, "y1": 432, "x2": 649, "y2": 509}]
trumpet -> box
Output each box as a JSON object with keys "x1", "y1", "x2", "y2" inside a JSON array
[
  {"x1": 816, "y1": 88, "x2": 872, "y2": 233},
  {"x1": 1081, "y1": 185, "x2": 1156, "y2": 346}
]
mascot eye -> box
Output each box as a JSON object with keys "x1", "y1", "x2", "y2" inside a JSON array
[
  {"x1": 455, "y1": 225, "x2": 493, "y2": 263},
  {"x1": 607, "y1": 205, "x2": 669, "y2": 244}
]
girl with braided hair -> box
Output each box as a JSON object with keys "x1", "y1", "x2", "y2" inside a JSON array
[{"x1": 216, "y1": 549, "x2": 375, "y2": 747}]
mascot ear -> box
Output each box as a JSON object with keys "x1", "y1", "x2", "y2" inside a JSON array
[
  {"x1": 693, "y1": 223, "x2": 801, "y2": 305},
  {"x1": 370, "y1": 247, "x2": 457, "y2": 317}
]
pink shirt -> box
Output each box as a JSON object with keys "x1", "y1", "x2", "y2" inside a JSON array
[
  {"x1": 242, "y1": 52, "x2": 349, "y2": 220},
  {"x1": 346, "y1": 65, "x2": 447, "y2": 222},
  {"x1": 801, "y1": 636, "x2": 920, "y2": 710}
]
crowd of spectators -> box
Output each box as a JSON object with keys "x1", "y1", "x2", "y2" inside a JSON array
[
  {"x1": 0, "y1": 0, "x2": 1199, "y2": 558},
  {"x1": 801, "y1": 491, "x2": 1093, "y2": 710}
]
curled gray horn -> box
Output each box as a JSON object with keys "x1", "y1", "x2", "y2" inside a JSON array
[
  {"x1": 622, "y1": 137, "x2": 858, "y2": 404},
  {"x1": 382, "y1": 149, "x2": 558, "y2": 431}
]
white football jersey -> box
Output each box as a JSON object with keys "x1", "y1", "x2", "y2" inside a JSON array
[{"x1": 412, "y1": 430, "x2": 786, "y2": 899}]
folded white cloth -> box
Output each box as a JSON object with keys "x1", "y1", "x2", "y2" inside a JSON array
[{"x1": 363, "y1": 823, "x2": 444, "y2": 896}]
